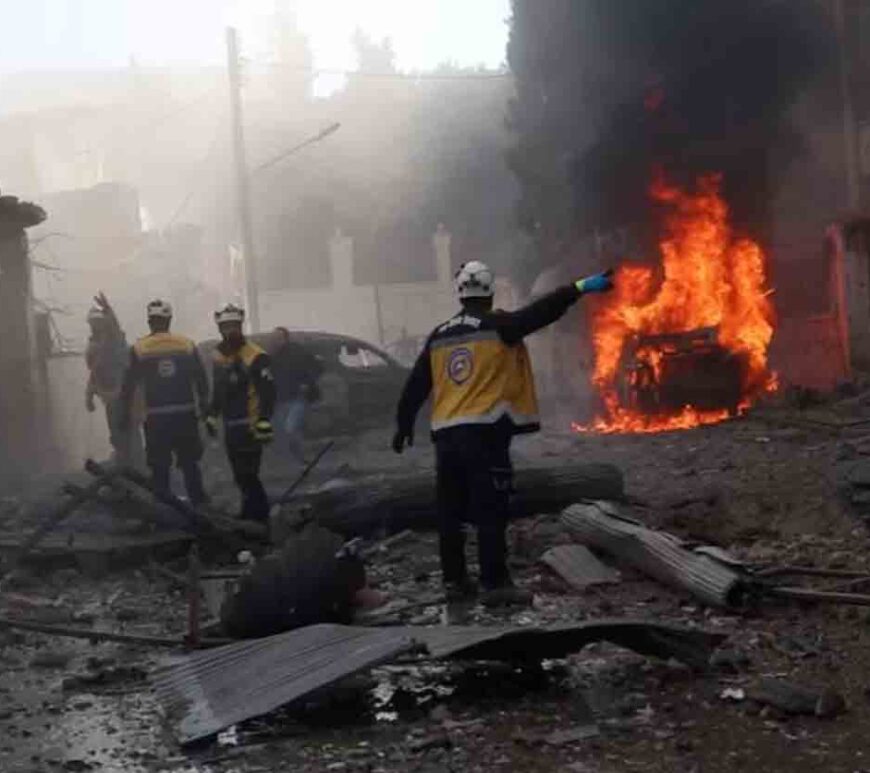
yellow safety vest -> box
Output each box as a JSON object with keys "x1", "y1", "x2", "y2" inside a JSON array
[
  {"x1": 212, "y1": 341, "x2": 267, "y2": 428},
  {"x1": 429, "y1": 316, "x2": 540, "y2": 434},
  {"x1": 132, "y1": 332, "x2": 199, "y2": 416}
]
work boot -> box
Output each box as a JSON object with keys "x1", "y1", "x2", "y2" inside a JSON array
[
  {"x1": 481, "y1": 583, "x2": 533, "y2": 608},
  {"x1": 444, "y1": 577, "x2": 478, "y2": 602}
]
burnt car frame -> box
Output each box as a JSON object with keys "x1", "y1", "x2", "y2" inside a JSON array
[{"x1": 618, "y1": 326, "x2": 747, "y2": 417}]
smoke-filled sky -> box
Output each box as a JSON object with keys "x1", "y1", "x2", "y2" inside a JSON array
[{"x1": 0, "y1": 0, "x2": 510, "y2": 74}]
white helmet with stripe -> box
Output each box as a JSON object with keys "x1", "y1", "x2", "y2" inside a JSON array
[
  {"x1": 214, "y1": 303, "x2": 245, "y2": 325},
  {"x1": 146, "y1": 299, "x2": 173, "y2": 319},
  {"x1": 454, "y1": 260, "x2": 494, "y2": 299}
]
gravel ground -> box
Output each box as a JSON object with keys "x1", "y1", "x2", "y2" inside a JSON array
[{"x1": 1, "y1": 404, "x2": 870, "y2": 772}]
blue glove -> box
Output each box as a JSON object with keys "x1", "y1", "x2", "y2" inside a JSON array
[{"x1": 575, "y1": 269, "x2": 614, "y2": 295}]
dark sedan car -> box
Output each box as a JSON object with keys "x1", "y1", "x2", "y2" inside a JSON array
[{"x1": 198, "y1": 331, "x2": 409, "y2": 435}]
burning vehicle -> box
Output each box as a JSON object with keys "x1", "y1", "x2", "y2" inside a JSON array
[
  {"x1": 618, "y1": 326, "x2": 747, "y2": 420},
  {"x1": 578, "y1": 174, "x2": 776, "y2": 434}
]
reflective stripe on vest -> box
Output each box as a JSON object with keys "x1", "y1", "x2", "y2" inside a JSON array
[
  {"x1": 429, "y1": 327, "x2": 540, "y2": 434},
  {"x1": 146, "y1": 402, "x2": 197, "y2": 417}
]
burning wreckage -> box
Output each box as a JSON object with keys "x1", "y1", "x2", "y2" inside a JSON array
[{"x1": 577, "y1": 175, "x2": 776, "y2": 434}]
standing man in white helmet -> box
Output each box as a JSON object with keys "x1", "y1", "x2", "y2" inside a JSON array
[
  {"x1": 204, "y1": 304, "x2": 276, "y2": 523},
  {"x1": 119, "y1": 299, "x2": 210, "y2": 505},
  {"x1": 392, "y1": 261, "x2": 614, "y2": 606}
]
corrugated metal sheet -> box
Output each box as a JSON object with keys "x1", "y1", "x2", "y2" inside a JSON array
[
  {"x1": 151, "y1": 624, "x2": 414, "y2": 744},
  {"x1": 540, "y1": 544, "x2": 621, "y2": 590},
  {"x1": 561, "y1": 501, "x2": 747, "y2": 607},
  {"x1": 152, "y1": 620, "x2": 725, "y2": 745},
  {"x1": 406, "y1": 620, "x2": 723, "y2": 665}
]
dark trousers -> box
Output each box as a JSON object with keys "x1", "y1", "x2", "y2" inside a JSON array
[
  {"x1": 144, "y1": 413, "x2": 206, "y2": 506},
  {"x1": 227, "y1": 442, "x2": 270, "y2": 522},
  {"x1": 435, "y1": 425, "x2": 513, "y2": 590},
  {"x1": 104, "y1": 398, "x2": 143, "y2": 466}
]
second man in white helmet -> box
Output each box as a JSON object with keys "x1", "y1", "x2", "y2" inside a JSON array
[{"x1": 204, "y1": 304, "x2": 276, "y2": 523}]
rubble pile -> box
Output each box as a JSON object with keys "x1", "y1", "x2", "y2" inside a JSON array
[{"x1": 1, "y1": 397, "x2": 870, "y2": 770}]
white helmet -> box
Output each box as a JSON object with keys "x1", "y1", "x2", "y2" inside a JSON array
[
  {"x1": 86, "y1": 306, "x2": 106, "y2": 324},
  {"x1": 454, "y1": 260, "x2": 494, "y2": 299},
  {"x1": 146, "y1": 299, "x2": 173, "y2": 319},
  {"x1": 214, "y1": 303, "x2": 245, "y2": 325}
]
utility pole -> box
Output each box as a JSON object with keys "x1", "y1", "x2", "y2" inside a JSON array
[{"x1": 226, "y1": 26, "x2": 261, "y2": 333}]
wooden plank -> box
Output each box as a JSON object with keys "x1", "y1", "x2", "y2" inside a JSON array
[{"x1": 540, "y1": 544, "x2": 621, "y2": 590}]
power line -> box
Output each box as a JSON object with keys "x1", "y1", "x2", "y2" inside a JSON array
[{"x1": 252, "y1": 122, "x2": 341, "y2": 174}]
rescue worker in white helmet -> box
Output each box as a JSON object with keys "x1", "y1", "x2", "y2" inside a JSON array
[
  {"x1": 393, "y1": 261, "x2": 614, "y2": 606},
  {"x1": 204, "y1": 304, "x2": 276, "y2": 522},
  {"x1": 119, "y1": 299, "x2": 209, "y2": 505}
]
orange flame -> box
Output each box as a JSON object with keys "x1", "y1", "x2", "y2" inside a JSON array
[{"x1": 579, "y1": 174, "x2": 776, "y2": 434}]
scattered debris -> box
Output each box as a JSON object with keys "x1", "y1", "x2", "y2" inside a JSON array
[
  {"x1": 0, "y1": 478, "x2": 105, "y2": 589},
  {"x1": 29, "y1": 649, "x2": 74, "y2": 669},
  {"x1": 540, "y1": 544, "x2": 621, "y2": 591},
  {"x1": 543, "y1": 724, "x2": 600, "y2": 746},
  {"x1": 747, "y1": 678, "x2": 847, "y2": 718},
  {"x1": 409, "y1": 731, "x2": 452, "y2": 753},
  {"x1": 709, "y1": 647, "x2": 750, "y2": 672},
  {"x1": 62, "y1": 665, "x2": 147, "y2": 691}
]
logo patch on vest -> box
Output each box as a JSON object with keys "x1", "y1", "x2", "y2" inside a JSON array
[
  {"x1": 157, "y1": 359, "x2": 177, "y2": 378},
  {"x1": 447, "y1": 347, "x2": 474, "y2": 385}
]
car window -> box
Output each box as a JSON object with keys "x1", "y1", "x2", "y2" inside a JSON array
[
  {"x1": 360, "y1": 347, "x2": 388, "y2": 368},
  {"x1": 338, "y1": 343, "x2": 388, "y2": 369}
]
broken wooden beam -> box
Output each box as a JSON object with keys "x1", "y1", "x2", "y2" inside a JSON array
[
  {"x1": 85, "y1": 459, "x2": 204, "y2": 533},
  {"x1": 0, "y1": 615, "x2": 231, "y2": 648},
  {"x1": 287, "y1": 463, "x2": 625, "y2": 536},
  {"x1": 561, "y1": 500, "x2": 750, "y2": 607},
  {"x1": 755, "y1": 566, "x2": 870, "y2": 581},
  {"x1": 277, "y1": 440, "x2": 336, "y2": 504},
  {"x1": 766, "y1": 586, "x2": 870, "y2": 607},
  {"x1": 85, "y1": 459, "x2": 267, "y2": 542},
  {"x1": 0, "y1": 477, "x2": 105, "y2": 588}
]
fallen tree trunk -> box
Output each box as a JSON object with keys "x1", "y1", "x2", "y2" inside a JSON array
[
  {"x1": 561, "y1": 500, "x2": 749, "y2": 608},
  {"x1": 287, "y1": 463, "x2": 625, "y2": 536}
]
